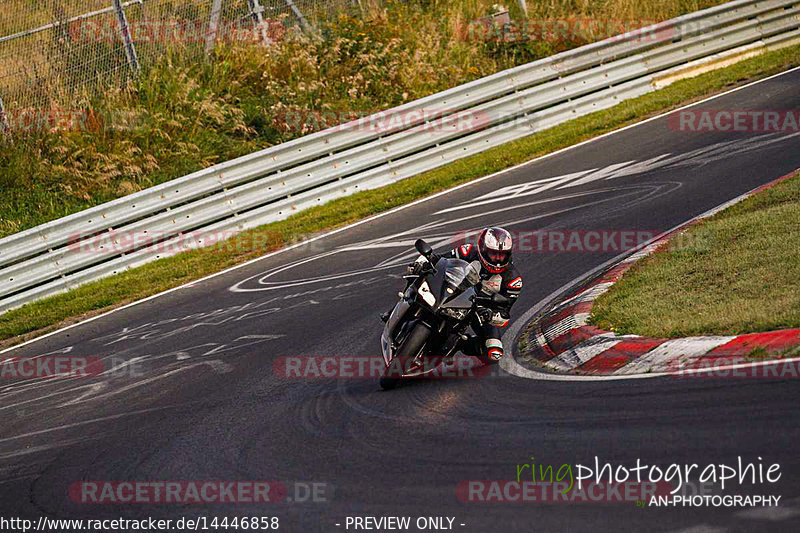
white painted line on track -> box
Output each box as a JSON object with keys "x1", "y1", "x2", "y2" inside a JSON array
[{"x1": 4, "y1": 65, "x2": 800, "y2": 356}]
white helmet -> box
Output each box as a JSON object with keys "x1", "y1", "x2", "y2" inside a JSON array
[{"x1": 477, "y1": 227, "x2": 512, "y2": 273}]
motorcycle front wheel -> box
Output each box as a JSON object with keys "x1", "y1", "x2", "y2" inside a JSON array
[{"x1": 379, "y1": 321, "x2": 434, "y2": 390}]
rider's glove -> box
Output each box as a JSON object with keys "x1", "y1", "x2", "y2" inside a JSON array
[
  {"x1": 406, "y1": 260, "x2": 427, "y2": 275},
  {"x1": 477, "y1": 307, "x2": 494, "y2": 324}
]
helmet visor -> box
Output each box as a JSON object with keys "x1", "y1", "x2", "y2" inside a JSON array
[{"x1": 486, "y1": 249, "x2": 509, "y2": 266}]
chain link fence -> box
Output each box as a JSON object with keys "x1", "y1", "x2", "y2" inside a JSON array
[{"x1": 0, "y1": 0, "x2": 357, "y2": 119}]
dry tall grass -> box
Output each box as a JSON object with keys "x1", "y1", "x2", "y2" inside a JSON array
[{"x1": 0, "y1": 0, "x2": 727, "y2": 236}]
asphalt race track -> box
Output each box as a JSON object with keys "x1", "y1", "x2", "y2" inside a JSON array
[{"x1": 1, "y1": 68, "x2": 799, "y2": 532}]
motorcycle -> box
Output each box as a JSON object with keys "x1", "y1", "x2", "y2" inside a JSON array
[{"x1": 379, "y1": 239, "x2": 510, "y2": 390}]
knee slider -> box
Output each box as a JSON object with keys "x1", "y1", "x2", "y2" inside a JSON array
[{"x1": 485, "y1": 338, "x2": 503, "y2": 361}]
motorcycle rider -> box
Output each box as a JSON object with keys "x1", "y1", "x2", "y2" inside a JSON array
[{"x1": 383, "y1": 227, "x2": 522, "y2": 365}]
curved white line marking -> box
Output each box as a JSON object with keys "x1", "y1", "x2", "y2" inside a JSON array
[{"x1": 229, "y1": 186, "x2": 654, "y2": 292}]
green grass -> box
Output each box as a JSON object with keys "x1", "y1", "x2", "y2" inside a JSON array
[
  {"x1": 1, "y1": 43, "x2": 799, "y2": 347},
  {"x1": 590, "y1": 171, "x2": 800, "y2": 338}
]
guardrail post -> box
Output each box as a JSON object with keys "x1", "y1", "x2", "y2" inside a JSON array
[
  {"x1": 112, "y1": 0, "x2": 140, "y2": 73},
  {"x1": 205, "y1": 0, "x2": 224, "y2": 55}
]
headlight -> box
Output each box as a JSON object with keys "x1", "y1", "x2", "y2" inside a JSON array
[
  {"x1": 440, "y1": 307, "x2": 469, "y2": 320},
  {"x1": 418, "y1": 281, "x2": 436, "y2": 307}
]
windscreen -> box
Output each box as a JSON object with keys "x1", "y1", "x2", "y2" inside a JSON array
[{"x1": 443, "y1": 258, "x2": 471, "y2": 288}]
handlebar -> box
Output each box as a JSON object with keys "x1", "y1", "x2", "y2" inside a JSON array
[
  {"x1": 420, "y1": 256, "x2": 439, "y2": 274},
  {"x1": 474, "y1": 292, "x2": 511, "y2": 306}
]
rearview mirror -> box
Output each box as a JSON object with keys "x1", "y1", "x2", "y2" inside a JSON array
[
  {"x1": 466, "y1": 261, "x2": 482, "y2": 286},
  {"x1": 415, "y1": 239, "x2": 434, "y2": 258}
]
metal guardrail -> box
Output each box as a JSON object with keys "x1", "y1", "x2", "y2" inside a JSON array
[{"x1": 1, "y1": 0, "x2": 799, "y2": 313}]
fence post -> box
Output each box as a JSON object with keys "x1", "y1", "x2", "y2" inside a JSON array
[
  {"x1": 112, "y1": 0, "x2": 140, "y2": 73},
  {"x1": 0, "y1": 95, "x2": 9, "y2": 135},
  {"x1": 246, "y1": 0, "x2": 273, "y2": 44},
  {"x1": 284, "y1": 0, "x2": 311, "y2": 32},
  {"x1": 52, "y1": 2, "x2": 71, "y2": 43},
  {"x1": 517, "y1": 0, "x2": 528, "y2": 17},
  {"x1": 205, "y1": 0, "x2": 224, "y2": 55}
]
